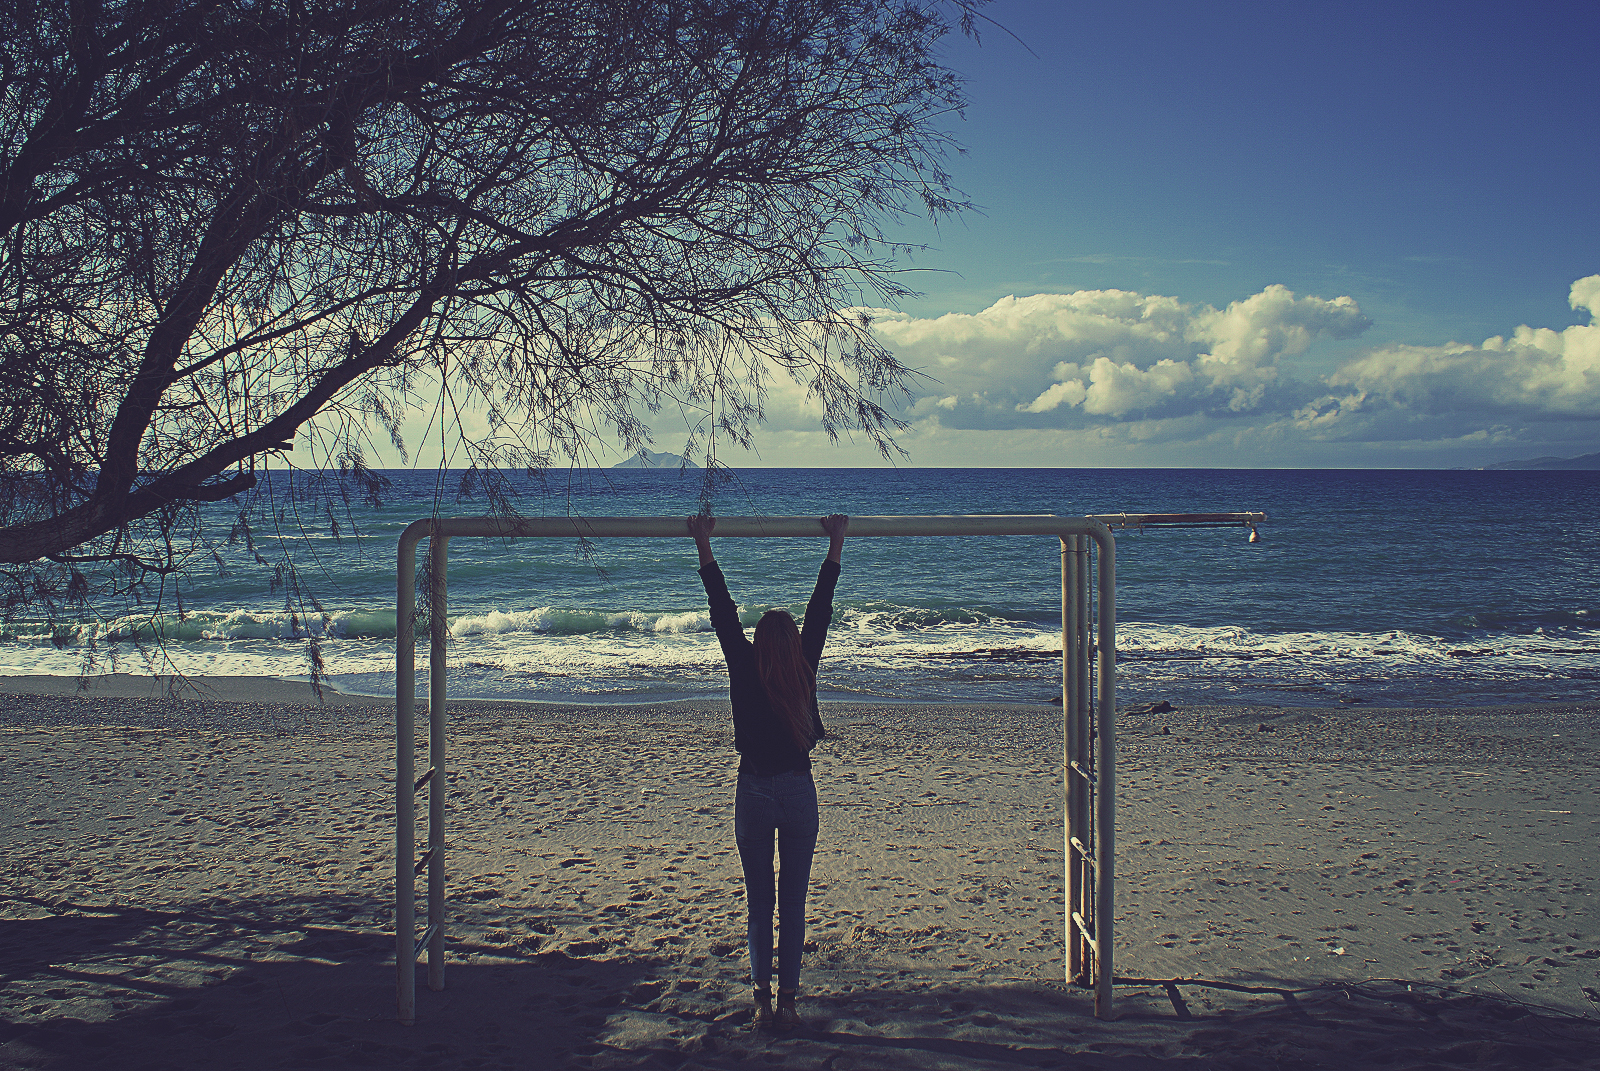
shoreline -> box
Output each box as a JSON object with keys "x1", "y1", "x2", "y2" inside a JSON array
[
  {"x1": 2, "y1": 671, "x2": 1596, "y2": 716},
  {"x1": 2, "y1": 688, "x2": 1598, "y2": 1068}
]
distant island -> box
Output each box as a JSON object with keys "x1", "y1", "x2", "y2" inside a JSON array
[
  {"x1": 612, "y1": 450, "x2": 700, "y2": 470},
  {"x1": 1482, "y1": 451, "x2": 1600, "y2": 471}
]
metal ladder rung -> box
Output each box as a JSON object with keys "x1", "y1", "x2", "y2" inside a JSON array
[
  {"x1": 414, "y1": 849, "x2": 434, "y2": 876},
  {"x1": 413, "y1": 922, "x2": 439, "y2": 961},
  {"x1": 1071, "y1": 911, "x2": 1099, "y2": 955}
]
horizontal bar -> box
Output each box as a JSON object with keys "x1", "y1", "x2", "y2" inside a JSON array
[
  {"x1": 1090, "y1": 512, "x2": 1265, "y2": 528},
  {"x1": 413, "y1": 849, "x2": 434, "y2": 876},
  {"x1": 1071, "y1": 912, "x2": 1100, "y2": 954},
  {"x1": 1070, "y1": 836, "x2": 1097, "y2": 864},
  {"x1": 1068, "y1": 760, "x2": 1097, "y2": 785},
  {"x1": 413, "y1": 922, "x2": 439, "y2": 961},
  {"x1": 405, "y1": 515, "x2": 1118, "y2": 542},
  {"x1": 414, "y1": 767, "x2": 434, "y2": 790}
]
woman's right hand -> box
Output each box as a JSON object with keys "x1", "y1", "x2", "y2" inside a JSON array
[
  {"x1": 821, "y1": 513, "x2": 848, "y2": 562},
  {"x1": 687, "y1": 514, "x2": 717, "y2": 567}
]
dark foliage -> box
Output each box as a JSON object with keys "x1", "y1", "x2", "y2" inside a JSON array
[{"x1": 0, "y1": 0, "x2": 977, "y2": 649}]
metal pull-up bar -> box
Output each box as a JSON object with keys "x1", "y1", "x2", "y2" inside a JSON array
[
  {"x1": 1093, "y1": 512, "x2": 1266, "y2": 530},
  {"x1": 394, "y1": 513, "x2": 1253, "y2": 1027}
]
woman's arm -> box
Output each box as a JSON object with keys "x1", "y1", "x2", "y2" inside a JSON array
[
  {"x1": 689, "y1": 515, "x2": 749, "y2": 654},
  {"x1": 822, "y1": 513, "x2": 848, "y2": 563},
  {"x1": 687, "y1": 514, "x2": 717, "y2": 568},
  {"x1": 801, "y1": 515, "x2": 848, "y2": 665}
]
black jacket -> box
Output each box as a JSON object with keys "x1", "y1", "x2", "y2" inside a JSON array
[{"x1": 698, "y1": 558, "x2": 838, "y2": 775}]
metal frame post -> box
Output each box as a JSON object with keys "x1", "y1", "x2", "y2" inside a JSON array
[
  {"x1": 1063, "y1": 532, "x2": 1110, "y2": 1012},
  {"x1": 395, "y1": 523, "x2": 421, "y2": 1025},
  {"x1": 1093, "y1": 530, "x2": 1117, "y2": 1017},
  {"x1": 427, "y1": 534, "x2": 449, "y2": 991},
  {"x1": 387, "y1": 514, "x2": 1152, "y2": 1023},
  {"x1": 1075, "y1": 535, "x2": 1093, "y2": 988},
  {"x1": 1062, "y1": 536, "x2": 1084, "y2": 983},
  {"x1": 1060, "y1": 538, "x2": 1073, "y2": 980},
  {"x1": 395, "y1": 522, "x2": 450, "y2": 1024}
]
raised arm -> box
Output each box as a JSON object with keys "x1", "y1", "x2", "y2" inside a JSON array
[
  {"x1": 687, "y1": 514, "x2": 717, "y2": 569},
  {"x1": 690, "y1": 514, "x2": 749, "y2": 656},
  {"x1": 801, "y1": 515, "x2": 848, "y2": 666},
  {"x1": 821, "y1": 513, "x2": 848, "y2": 563}
]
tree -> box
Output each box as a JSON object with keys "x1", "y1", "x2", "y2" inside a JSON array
[{"x1": 0, "y1": 0, "x2": 978, "y2": 604}]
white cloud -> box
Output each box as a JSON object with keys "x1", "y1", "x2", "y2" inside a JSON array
[
  {"x1": 1019, "y1": 376, "x2": 1087, "y2": 413},
  {"x1": 616, "y1": 275, "x2": 1600, "y2": 467},
  {"x1": 1299, "y1": 274, "x2": 1600, "y2": 433},
  {"x1": 1080, "y1": 356, "x2": 1194, "y2": 415},
  {"x1": 1572, "y1": 275, "x2": 1600, "y2": 317},
  {"x1": 865, "y1": 284, "x2": 1370, "y2": 430}
]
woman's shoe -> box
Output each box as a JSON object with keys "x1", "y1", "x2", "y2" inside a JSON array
[
  {"x1": 752, "y1": 986, "x2": 773, "y2": 1029},
  {"x1": 775, "y1": 987, "x2": 801, "y2": 1030}
]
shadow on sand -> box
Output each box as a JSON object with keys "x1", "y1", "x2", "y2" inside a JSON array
[{"x1": 3, "y1": 898, "x2": 1598, "y2": 1070}]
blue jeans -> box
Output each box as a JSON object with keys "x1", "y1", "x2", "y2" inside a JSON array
[{"x1": 734, "y1": 769, "x2": 819, "y2": 990}]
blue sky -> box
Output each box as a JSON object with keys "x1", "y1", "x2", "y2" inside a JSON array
[
  {"x1": 732, "y1": 0, "x2": 1600, "y2": 468},
  {"x1": 899, "y1": 0, "x2": 1597, "y2": 345},
  {"x1": 371, "y1": 1, "x2": 1600, "y2": 471}
]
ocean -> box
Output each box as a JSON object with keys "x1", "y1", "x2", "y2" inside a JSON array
[{"x1": 4, "y1": 468, "x2": 1598, "y2": 709}]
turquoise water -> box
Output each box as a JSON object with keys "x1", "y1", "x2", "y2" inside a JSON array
[{"x1": 5, "y1": 468, "x2": 1598, "y2": 708}]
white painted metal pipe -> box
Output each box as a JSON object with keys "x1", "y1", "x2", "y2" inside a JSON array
[
  {"x1": 1060, "y1": 538, "x2": 1073, "y2": 982},
  {"x1": 399, "y1": 514, "x2": 1105, "y2": 540},
  {"x1": 1095, "y1": 531, "x2": 1117, "y2": 1018},
  {"x1": 1076, "y1": 535, "x2": 1093, "y2": 985},
  {"x1": 1062, "y1": 536, "x2": 1082, "y2": 984},
  {"x1": 1089, "y1": 512, "x2": 1265, "y2": 529},
  {"x1": 395, "y1": 522, "x2": 422, "y2": 1026},
  {"x1": 427, "y1": 534, "x2": 449, "y2": 992}
]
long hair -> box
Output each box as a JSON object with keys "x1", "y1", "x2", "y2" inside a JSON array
[{"x1": 753, "y1": 609, "x2": 817, "y2": 751}]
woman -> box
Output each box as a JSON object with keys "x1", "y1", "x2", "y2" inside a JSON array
[{"x1": 687, "y1": 512, "x2": 848, "y2": 1030}]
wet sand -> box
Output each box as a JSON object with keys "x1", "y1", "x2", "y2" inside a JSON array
[{"x1": 2, "y1": 679, "x2": 1598, "y2": 1069}]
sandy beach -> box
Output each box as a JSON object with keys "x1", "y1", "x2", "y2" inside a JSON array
[{"x1": 2, "y1": 676, "x2": 1598, "y2": 1069}]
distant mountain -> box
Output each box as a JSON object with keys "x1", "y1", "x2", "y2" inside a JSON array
[
  {"x1": 1483, "y1": 451, "x2": 1600, "y2": 471},
  {"x1": 612, "y1": 450, "x2": 700, "y2": 470}
]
